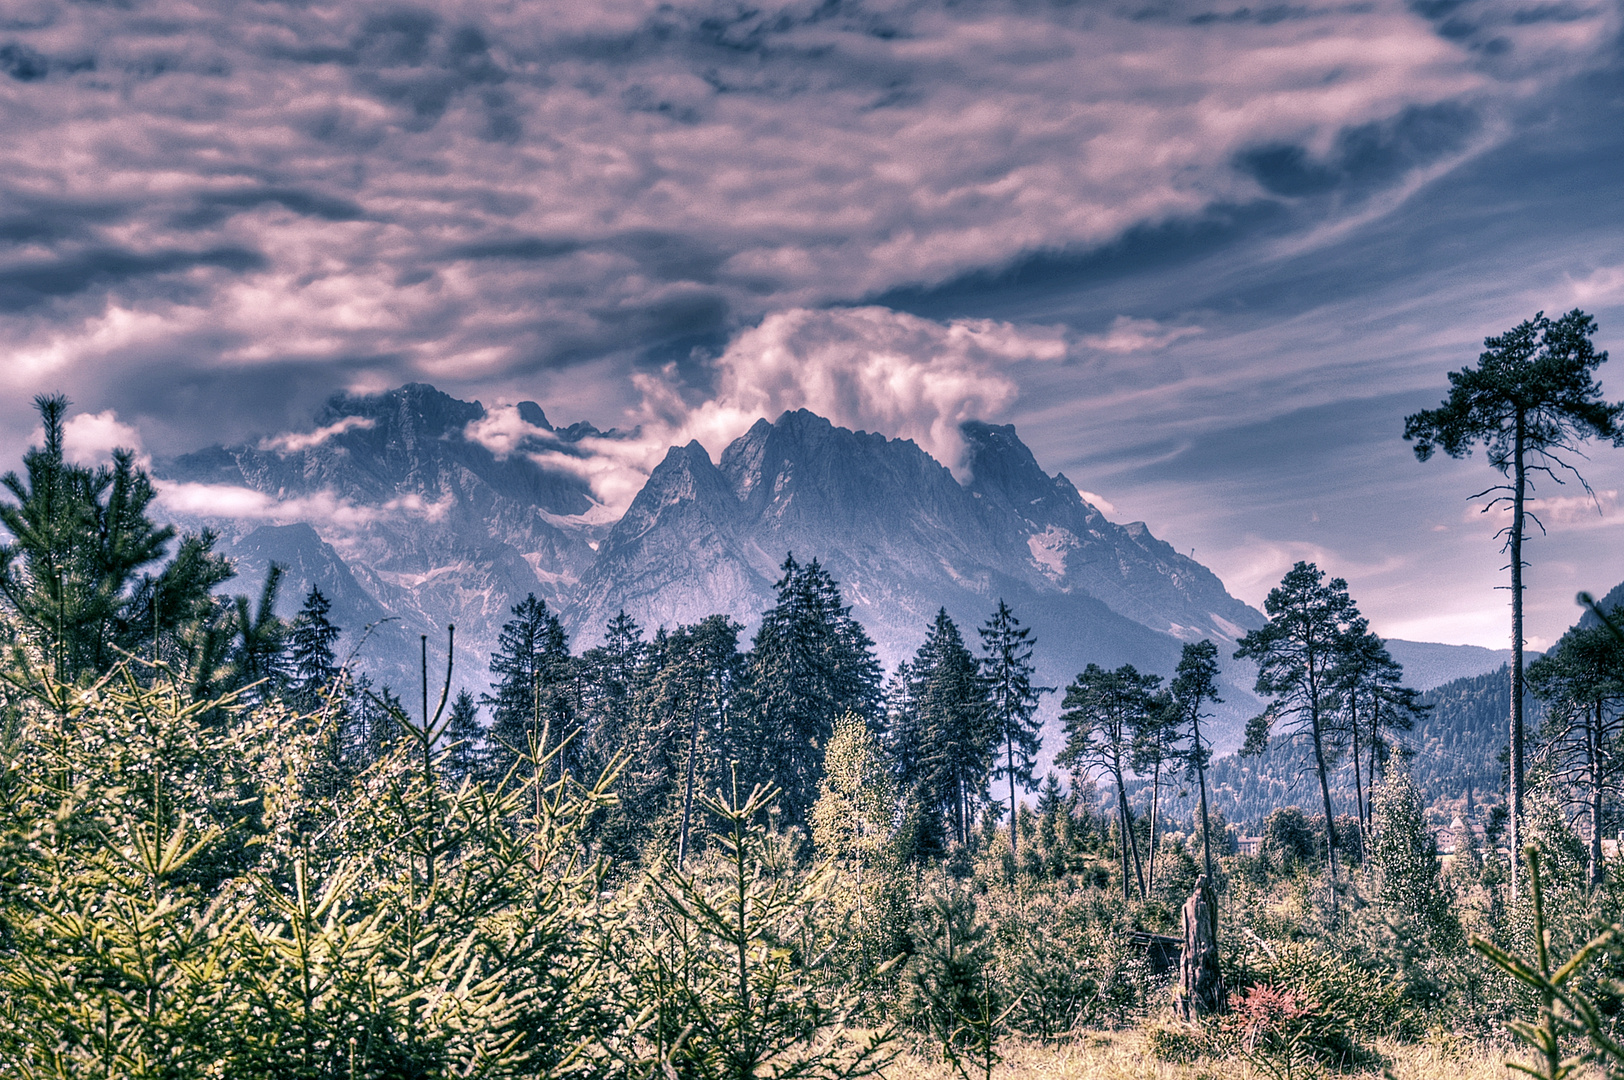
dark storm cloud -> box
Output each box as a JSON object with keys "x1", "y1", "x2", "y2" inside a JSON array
[
  {"x1": 0, "y1": 245, "x2": 264, "y2": 312},
  {"x1": 6, "y1": 0, "x2": 1600, "y2": 403}
]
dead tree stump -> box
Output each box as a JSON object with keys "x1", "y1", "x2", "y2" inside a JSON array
[{"x1": 1176, "y1": 872, "x2": 1225, "y2": 1019}]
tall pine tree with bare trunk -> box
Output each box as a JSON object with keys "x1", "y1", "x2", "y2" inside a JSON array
[{"x1": 1405, "y1": 308, "x2": 1622, "y2": 896}]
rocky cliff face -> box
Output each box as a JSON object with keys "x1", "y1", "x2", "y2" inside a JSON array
[
  {"x1": 567, "y1": 410, "x2": 1261, "y2": 659},
  {"x1": 155, "y1": 384, "x2": 1523, "y2": 754},
  {"x1": 162, "y1": 383, "x2": 613, "y2": 687}
]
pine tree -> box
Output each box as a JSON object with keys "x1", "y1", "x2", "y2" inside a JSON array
[
  {"x1": 440, "y1": 689, "x2": 485, "y2": 788},
  {"x1": 1132, "y1": 689, "x2": 1179, "y2": 894},
  {"x1": 1406, "y1": 308, "x2": 1623, "y2": 896},
  {"x1": 1058, "y1": 663, "x2": 1162, "y2": 900},
  {"x1": 578, "y1": 609, "x2": 646, "y2": 775},
  {"x1": 482, "y1": 594, "x2": 575, "y2": 782},
  {"x1": 978, "y1": 600, "x2": 1049, "y2": 855},
  {"x1": 288, "y1": 585, "x2": 342, "y2": 708},
  {"x1": 738, "y1": 555, "x2": 882, "y2": 831},
  {"x1": 1332, "y1": 621, "x2": 1424, "y2": 835},
  {"x1": 611, "y1": 615, "x2": 743, "y2": 863},
  {"x1": 1527, "y1": 619, "x2": 1624, "y2": 886},
  {"x1": 888, "y1": 609, "x2": 993, "y2": 852},
  {"x1": 1235, "y1": 561, "x2": 1360, "y2": 891},
  {"x1": 224, "y1": 564, "x2": 291, "y2": 703},
  {"x1": 0, "y1": 394, "x2": 229, "y2": 686},
  {"x1": 1170, "y1": 640, "x2": 1223, "y2": 881}
]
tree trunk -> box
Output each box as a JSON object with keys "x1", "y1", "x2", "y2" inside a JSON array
[
  {"x1": 1350, "y1": 696, "x2": 1365, "y2": 833},
  {"x1": 1115, "y1": 767, "x2": 1146, "y2": 901},
  {"x1": 677, "y1": 697, "x2": 702, "y2": 870},
  {"x1": 1116, "y1": 804, "x2": 1132, "y2": 901},
  {"x1": 1148, "y1": 760, "x2": 1161, "y2": 895},
  {"x1": 1008, "y1": 736, "x2": 1019, "y2": 855},
  {"x1": 1176, "y1": 873, "x2": 1224, "y2": 1019},
  {"x1": 1307, "y1": 680, "x2": 1340, "y2": 912},
  {"x1": 1510, "y1": 416, "x2": 1526, "y2": 899},
  {"x1": 1194, "y1": 709, "x2": 1215, "y2": 883},
  {"x1": 1590, "y1": 700, "x2": 1604, "y2": 889}
]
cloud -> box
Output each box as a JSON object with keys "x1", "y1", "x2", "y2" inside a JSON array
[
  {"x1": 488, "y1": 306, "x2": 1065, "y2": 509},
  {"x1": 0, "y1": 0, "x2": 1614, "y2": 436},
  {"x1": 682, "y1": 307, "x2": 1065, "y2": 476},
  {"x1": 1566, "y1": 266, "x2": 1624, "y2": 308},
  {"x1": 60, "y1": 408, "x2": 147, "y2": 468},
  {"x1": 155, "y1": 481, "x2": 453, "y2": 530},
  {"x1": 259, "y1": 415, "x2": 376, "y2": 454},
  {"x1": 1079, "y1": 316, "x2": 1203, "y2": 355},
  {"x1": 464, "y1": 405, "x2": 558, "y2": 460}
]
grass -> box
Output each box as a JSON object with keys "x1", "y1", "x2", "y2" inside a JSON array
[{"x1": 882, "y1": 1029, "x2": 1523, "y2": 1079}]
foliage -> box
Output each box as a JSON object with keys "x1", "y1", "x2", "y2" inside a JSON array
[
  {"x1": 978, "y1": 600, "x2": 1050, "y2": 854},
  {"x1": 1472, "y1": 848, "x2": 1624, "y2": 1080},
  {"x1": 739, "y1": 555, "x2": 882, "y2": 834},
  {"x1": 0, "y1": 660, "x2": 615, "y2": 1078},
  {"x1": 886, "y1": 609, "x2": 993, "y2": 855},
  {"x1": 1058, "y1": 663, "x2": 1164, "y2": 900},
  {"x1": 609, "y1": 779, "x2": 895, "y2": 1080},
  {"x1": 1369, "y1": 770, "x2": 1463, "y2": 956},
  {"x1": 483, "y1": 593, "x2": 576, "y2": 781},
  {"x1": 1236, "y1": 562, "x2": 1363, "y2": 885}
]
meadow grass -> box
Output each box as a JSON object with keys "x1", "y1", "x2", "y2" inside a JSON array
[{"x1": 882, "y1": 1030, "x2": 1523, "y2": 1079}]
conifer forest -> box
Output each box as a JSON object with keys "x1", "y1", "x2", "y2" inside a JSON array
[{"x1": 10, "y1": 313, "x2": 1624, "y2": 1080}]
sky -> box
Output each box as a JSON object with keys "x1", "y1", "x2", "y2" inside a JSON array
[{"x1": 3, "y1": 0, "x2": 1624, "y2": 652}]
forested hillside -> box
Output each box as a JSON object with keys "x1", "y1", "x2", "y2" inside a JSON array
[{"x1": 1196, "y1": 666, "x2": 1525, "y2": 827}]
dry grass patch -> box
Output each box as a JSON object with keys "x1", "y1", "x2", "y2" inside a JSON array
[{"x1": 880, "y1": 1030, "x2": 1523, "y2": 1080}]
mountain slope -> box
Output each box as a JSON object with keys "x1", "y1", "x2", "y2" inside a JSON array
[
  {"x1": 161, "y1": 383, "x2": 612, "y2": 688},
  {"x1": 565, "y1": 408, "x2": 1268, "y2": 752}
]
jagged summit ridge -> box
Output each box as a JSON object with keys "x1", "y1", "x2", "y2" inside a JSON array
[{"x1": 566, "y1": 409, "x2": 1264, "y2": 671}]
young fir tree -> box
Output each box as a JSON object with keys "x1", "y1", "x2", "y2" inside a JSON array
[
  {"x1": 482, "y1": 594, "x2": 575, "y2": 783},
  {"x1": 738, "y1": 555, "x2": 881, "y2": 831},
  {"x1": 1405, "y1": 309, "x2": 1623, "y2": 896},
  {"x1": 0, "y1": 394, "x2": 230, "y2": 686},
  {"x1": 888, "y1": 609, "x2": 992, "y2": 852},
  {"x1": 287, "y1": 585, "x2": 342, "y2": 708},
  {"x1": 1370, "y1": 770, "x2": 1462, "y2": 954},
  {"x1": 1057, "y1": 663, "x2": 1163, "y2": 901},
  {"x1": 978, "y1": 600, "x2": 1050, "y2": 854},
  {"x1": 1235, "y1": 561, "x2": 1360, "y2": 892}
]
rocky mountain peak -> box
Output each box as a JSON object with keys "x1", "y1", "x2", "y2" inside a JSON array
[{"x1": 516, "y1": 401, "x2": 552, "y2": 430}]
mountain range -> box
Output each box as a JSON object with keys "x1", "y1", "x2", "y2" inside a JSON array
[{"x1": 158, "y1": 384, "x2": 1511, "y2": 756}]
